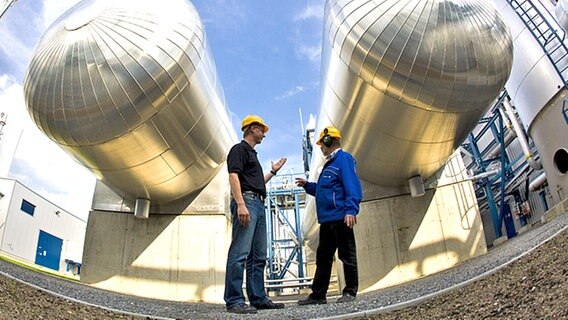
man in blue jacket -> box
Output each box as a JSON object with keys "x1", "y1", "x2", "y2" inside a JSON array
[{"x1": 296, "y1": 126, "x2": 363, "y2": 305}]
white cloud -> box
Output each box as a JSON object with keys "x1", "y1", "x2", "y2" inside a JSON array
[
  {"x1": 291, "y1": 1, "x2": 325, "y2": 65},
  {"x1": 275, "y1": 85, "x2": 305, "y2": 100},
  {"x1": 293, "y1": 1, "x2": 324, "y2": 21},
  {"x1": 41, "y1": 0, "x2": 81, "y2": 30},
  {"x1": 0, "y1": 17, "x2": 33, "y2": 74},
  {"x1": 296, "y1": 45, "x2": 321, "y2": 64},
  {"x1": 0, "y1": 0, "x2": 79, "y2": 80},
  {"x1": 198, "y1": 0, "x2": 247, "y2": 32},
  {"x1": 0, "y1": 74, "x2": 16, "y2": 90}
]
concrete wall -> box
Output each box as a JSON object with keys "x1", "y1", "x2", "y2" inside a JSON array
[
  {"x1": 336, "y1": 152, "x2": 487, "y2": 292},
  {"x1": 81, "y1": 212, "x2": 230, "y2": 303},
  {"x1": 81, "y1": 169, "x2": 231, "y2": 303}
]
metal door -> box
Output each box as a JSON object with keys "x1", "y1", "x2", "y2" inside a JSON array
[{"x1": 35, "y1": 230, "x2": 63, "y2": 271}]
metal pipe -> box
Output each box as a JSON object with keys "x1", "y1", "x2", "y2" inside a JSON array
[
  {"x1": 502, "y1": 99, "x2": 543, "y2": 170},
  {"x1": 467, "y1": 169, "x2": 500, "y2": 181},
  {"x1": 529, "y1": 172, "x2": 547, "y2": 191},
  {"x1": 408, "y1": 175, "x2": 425, "y2": 198},
  {"x1": 487, "y1": 130, "x2": 516, "y2": 159},
  {"x1": 134, "y1": 198, "x2": 150, "y2": 219}
]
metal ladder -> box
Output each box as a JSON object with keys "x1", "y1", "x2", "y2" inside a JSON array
[{"x1": 507, "y1": 0, "x2": 568, "y2": 87}]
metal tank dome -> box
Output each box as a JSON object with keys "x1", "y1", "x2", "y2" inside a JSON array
[
  {"x1": 317, "y1": 0, "x2": 513, "y2": 186},
  {"x1": 23, "y1": 0, "x2": 235, "y2": 206}
]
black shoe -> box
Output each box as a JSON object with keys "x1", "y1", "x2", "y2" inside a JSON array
[
  {"x1": 336, "y1": 293, "x2": 356, "y2": 303},
  {"x1": 253, "y1": 300, "x2": 285, "y2": 309},
  {"x1": 226, "y1": 303, "x2": 257, "y2": 314},
  {"x1": 298, "y1": 295, "x2": 327, "y2": 305}
]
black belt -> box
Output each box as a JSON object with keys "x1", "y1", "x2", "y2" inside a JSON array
[{"x1": 242, "y1": 191, "x2": 265, "y2": 202}]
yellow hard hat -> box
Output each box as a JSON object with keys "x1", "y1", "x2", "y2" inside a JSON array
[
  {"x1": 241, "y1": 115, "x2": 269, "y2": 133},
  {"x1": 316, "y1": 126, "x2": 341, "y2": 145}
]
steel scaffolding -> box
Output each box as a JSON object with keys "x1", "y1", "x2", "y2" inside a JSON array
[
  {"x1": 264, "y1": 173, "x2": 309, "y2": 294},
  {"x1": 462, "y1": 90, "x2": 546, "y2": 240}
]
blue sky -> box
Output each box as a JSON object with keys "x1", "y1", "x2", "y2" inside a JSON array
[{"x1": 0, "y1": 0, "x2": 325, "y2": 218}]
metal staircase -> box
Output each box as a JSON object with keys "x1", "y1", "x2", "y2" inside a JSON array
[{"x1": 507, "y1": 0, "x2": 568, "y2": 88}]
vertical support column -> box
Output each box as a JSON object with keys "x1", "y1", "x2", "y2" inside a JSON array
[
  {"x1": 266, "y1": 195, "x2": 275, "y2": 282},
  {"x1": 294, "y1": 192, "x2": 305, "y2": 279},
  {"x1": 468, "y1": 133, "x2": 502, "y2": 238},
  {"x1": 496, "y1": 112, "x2": 517, "y2": 239}
]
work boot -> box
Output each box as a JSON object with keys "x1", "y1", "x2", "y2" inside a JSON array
[
  {"x1": 253, "y1": 300, "x2": 285, "y2": 309},
  {"x1": 298, "y1": 295, "x2": 327, "y2": 305},
  {"x1": 336, "y1": 293, "x2": 356, "y2": 303},
  {"x1": 226, "y1": 303, "x2": 257, "y2": 314}
]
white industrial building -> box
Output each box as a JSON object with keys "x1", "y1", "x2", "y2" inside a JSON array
[{"x1": 0, "y1": 177, "x2": 86, "y2": 274}]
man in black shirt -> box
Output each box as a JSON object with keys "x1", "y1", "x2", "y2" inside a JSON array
[{"x1": 224, "y1": 115, "x2": 287, "y2": 314}]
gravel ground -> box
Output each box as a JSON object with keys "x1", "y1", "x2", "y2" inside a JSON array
[{"x1": 1, "y1": 213, "x2": 567, "y2": 320}]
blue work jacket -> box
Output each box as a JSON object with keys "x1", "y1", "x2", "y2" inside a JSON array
[{"x1": 303, "y1": 149, "x2": 363, "y2": 224}]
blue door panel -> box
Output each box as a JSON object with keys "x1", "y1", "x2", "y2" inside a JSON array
[{"x1": 35, "y1": 230, "x2": 63, "y2": 271}]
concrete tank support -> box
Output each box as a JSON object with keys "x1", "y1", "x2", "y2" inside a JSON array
[
  {"x1": 81, "y1": 168, "x2": 231, "y2": 303},
  {"x1": 334, "y1": 151, "x2": 487, "y2": 293}
]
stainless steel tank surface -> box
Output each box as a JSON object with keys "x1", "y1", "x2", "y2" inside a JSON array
[
  {"x1": 556, "y1": 0, "x2": 568, "y2": 33},
  {"x1": 23, "y1": 0, "x2": 235, "y2": 204},
  {"x1": 317, "y1": 0, "x2": 513, "y2": 186}
]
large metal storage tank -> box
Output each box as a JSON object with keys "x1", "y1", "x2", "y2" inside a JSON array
[
  {"x1": 303, "y1": 0, "x2": 514, "y2": 249},
  {"x1": 23, "y1": 0, "x2": 235, "y2": 208},
  {"x1": 315, "y1": 0, "x2": 513, "y2": 187}
]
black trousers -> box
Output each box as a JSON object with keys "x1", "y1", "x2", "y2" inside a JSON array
[{"x1": 310, "y1": 220, "x2": 358, "y2": 298}]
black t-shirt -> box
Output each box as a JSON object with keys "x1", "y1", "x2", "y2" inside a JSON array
[{"x1": 227, "y1": 140, "x2": 266, "y2": 197}]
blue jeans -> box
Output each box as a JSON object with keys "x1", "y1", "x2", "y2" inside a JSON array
[{"x1": 224, "y1": 194, "x2": 269, "y2": 307}]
